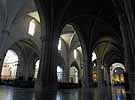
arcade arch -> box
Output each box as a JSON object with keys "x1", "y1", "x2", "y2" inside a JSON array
[
  {"x1": 110, "y1": 63, "x2": 126, "y2": 85},
  {"x1": 69, "y1": 66, "x2": 79, "y2": 83},
  {"x1": 1, "y1": 50, "x2": 19, "y2": 80},
  {"x1": 57, "y1": 24, "x2": 84, "y2": 83}
]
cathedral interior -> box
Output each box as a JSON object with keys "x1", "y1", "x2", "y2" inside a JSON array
[{"x1": 0, "y1": 0, "x2": 135, "y2": 100}]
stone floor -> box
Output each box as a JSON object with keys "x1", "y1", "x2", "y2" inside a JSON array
[{"x1": 0, "y1": 85, "x2": 127, "y2": 100}]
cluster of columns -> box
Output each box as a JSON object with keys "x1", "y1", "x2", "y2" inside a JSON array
[
  {"x1": 35, "y1": 33, "x2": 58, "y2": 99},
  {"x1": 112, "y1": 0, "x2": 135, "y2": 99}
]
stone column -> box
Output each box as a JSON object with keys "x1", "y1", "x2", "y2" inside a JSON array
[
  {"x1": 104, "y1": 67, "x2": 110, "y2": 86},
  {"x1": 82, "y1": 59, "x2": 89, "y2": 88},
  {"x1": 123, "y1": 0, "x2": 135, "y2": 51},
  {"x1": 35, "y1": 35, "x2": 58, "y2": 99},
  {"x1": 118, "y1": 10, "x2": 135, "y2": 100},
  {"x1": 96, "y1": 60, "x2": 112, "y2": 99},
  {"x1": 112, "y1": 0, "x2": 135, "y2": 99},
  {"x1": 119, "y1": 15, "x2": 135, "y2": 100},
  {"x1": 127, "y1": 73, "x2": 135, "y2": 99},
  {"x1": 107, "y1": 71, "x2": 110, "y2": 86},
  {"x1": 82, "y1": 54, "x2": 94, "y2": 88},
  {"x1": 65, "y1": 48, "x2": 70, "y2": 83},
  {"x1": 97, "y1": 58, "x2": 104, "y2": 87},
  {"x1": 80, "y1": 62, "x2": 84, "y2": 81},
  {"x1": 88, "y1": 58, "x2": 94, "y2": 87},
  {"x1": 64, "y1": 66, "x2": 69, "y2": 82},
  {"x1": 23, "y1": 62, "x2": 28, "y2": 81}
]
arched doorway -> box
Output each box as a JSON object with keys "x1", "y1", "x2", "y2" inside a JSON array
[
  {"x1": 9, "y1": 39, "x2": 40, "y2": 81},
  {"x1": 1, "y1": 50, "x2": 19, "y2": 80},
  {"x1": 110, "y1": 63, "x2": 126, "y2": 86},
  {"x1": 69, "y1": 66, "x2": 79, "y2": 83},
  {"x1": 92, "y1": 52, "x2": 97, "y2": 62}
]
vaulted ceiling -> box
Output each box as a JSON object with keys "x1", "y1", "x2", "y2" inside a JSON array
[
  {"x1": 36, "y1": 0, "x2": 125, "y2": 67},
  {"x1": 0, "y1": 0, "x2": 126, "y2": 67},
  {"x1": 0, "y1": 0, "x2": 36, "y2": 31}
]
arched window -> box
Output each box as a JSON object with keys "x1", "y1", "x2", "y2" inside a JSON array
[
  {"x1": 28, "y1": 19, "x2": 36, "y2": 36},
  {"x1": 58, "y1": 38, "x2": 62, "y2": 50},
  {"x1": 74, "y1": 49, "x2": 77, "y2": 59},
  {"x1": 1, "y1": 50, "x2": 19, "y2": 80},
  {"x1": 57, "y1": 66, "x2": 63, "y2": 82},
  {"x1": 92, "y1": 52, "x2": 97, "y2": 62},
  {"x1": 34, "y1": 60, "x2": 40, "y2": 79}
]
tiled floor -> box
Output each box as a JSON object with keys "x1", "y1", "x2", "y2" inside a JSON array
[{"x1": 0, "y1": 85, "x2": 127, "y2": 100}]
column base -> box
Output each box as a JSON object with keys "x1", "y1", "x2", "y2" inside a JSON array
[{"x1": 35, "y1": 80, "x2": 57, "y2": 100}]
